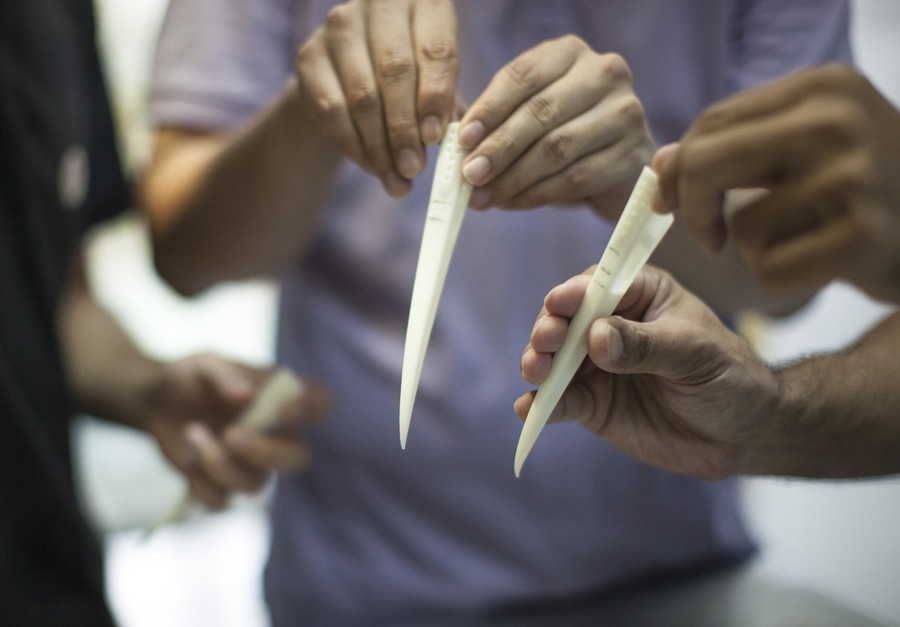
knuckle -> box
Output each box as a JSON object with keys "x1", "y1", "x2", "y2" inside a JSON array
[
  {"x1": 347, "y1": 86, "x2": 381, "y2": 116},
  {"x1": 504, "y1": 56, "x2": 541, "y2": 92},
  {"x1": 525, "y1": 94, "x2": 558, "y2": 130},
  {"x1": 629, "y1": 326, "x2": 652, "y2": 366},
  {"x1": 616, "y1": 93, "x2": 645, "y2": 126},
  {"x1": 384, "y1": 116, "x2": 419, "y2": 145},
  {"x1": 692, "y1": 100, "x2": 732, "y2": 134},
  {"x1": 418, "y1": 36, "x2": 458, "y2": 64},
  {"x1": 377, "y1": 51, "x2": 415, "y2": 86},
  {"x1": 806, "y1": 107, "x2": 857, "y2": 148},
  {"x1": 295, "y1": 39, "x2": 320, "y2": 69},
  {"x1": 559, "y1": 33, "x2": 587, "y2": 51},
  {"x1": 561, "y1": 161, "x2": 591, "y2": 192},
  {"x1": 312, "y1": 95, "x2": 344, "y2": 125},
  {"x1": 597, "y1": 52, "x2": 633, "y2": 83},
  {"x1": 324, "y1": 4, "x2": 354, "y2": 31},
  {"x1": 474, "y1": 97, "x2": 506, "y2": 124},
  {"x1": 540, "y1": 130, "x2": 575, "y2": 166},
  {"x1": 487, "y1": 127, "x2": 517, "y2": 155}
]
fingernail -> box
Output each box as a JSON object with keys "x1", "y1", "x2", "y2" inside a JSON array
[
  {"x1": 385, "y1": 172, "x2": 411, "y2": 198},
  {"x1": 397, "y1": 149, "x2": 422, "y2": 179},
  {"x1": 421, "y1": 116, "x2": 443, "y2": 145},
  {"x1": 607, "y1": 325, "x2": 623, "y2": 362},
  {"x1": 462, "y1": 155, "x2": 491, "y2": 186},
  {"x1": 459, "y1": 121, "x2": 485, "y2": 149},
  {"x1": 469, "y1": 187, "x2": 492, "y2": 209}
]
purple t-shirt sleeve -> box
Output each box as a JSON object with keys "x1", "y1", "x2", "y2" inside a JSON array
[{"x1": 149, "y1": 0, "x2": 301, "y2": 130}]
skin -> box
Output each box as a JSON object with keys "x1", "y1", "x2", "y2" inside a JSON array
[
  {"x1": 140, "y1": 3, "x2": 832, "y2": 489},
  {"x1": 448, "y1": 33, "x2": 805, "y2": 316},
  {"x1": 517, "y1": 265, "x2": 900, "y2": 480},
  {"x1": 143, "y1": 2, "x2": 806, "y2": 316},
  {"x1": 142, "y1": 0, "x2": 462, "y2": 295},
  {"x1": 59, "y1": 256, "x2": 331, "y2": 508},
  {"x1": 653, "y1": 64, "x2": 900, "y2": 304},
  {"x1": 458, "y1": 35, "x2": 654, "y2": 218},
  {"x1": 295, "y1": 0, "x2": 461, "y2": 196}
]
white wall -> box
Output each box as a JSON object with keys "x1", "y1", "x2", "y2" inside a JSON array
[{"x1": 78, "y1": 1, "x2": 900, "y2": 625}]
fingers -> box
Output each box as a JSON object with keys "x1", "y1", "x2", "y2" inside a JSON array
[
  {"x1": 747, "y1": 216, "x2": 860, "y2": 296},
  {"x1": 183, "y1": 422, "x2": 268, "y2": 508},
  {"x1": 326, "y1": 6, "x2": 414, "y2": 196},
  {"x1": 519, "y1": 267, "x2": 667, "y2": 384},
  {"x1": 300, "y1": 0, "x2": 462, "y2": 198},
  {"x1": 297, "y1": 23, "x2": 373, "y2": 174},
  {"x1": 728, "y1": 153, "x2": 870, "y2": 295},
  {"x1": 366, "y1": 1, "x2": 423, "y2": 179},
  {"x1": 223, "y1": 427, "x2": 313, "y2": 474},
  {"x1": 363, "y1": 0, "x2": 459, "y2": 177},
  {"x1": 483, "y1": 92, "x2": 641, "y2": 209},
  {"x1": 656, "y1": 113, "x2": 806, "y2": 254},
  {"x1": 192, "y1": 354, "x2": 258, "y2": 404},
  {"x1": 652, "y1": 67, "x2": 867, "y2": 255},
  {"x1": 273, "y1": 380, "x2": 334, "y2": 429},
  {"x1": 179, "y1": 376, "x2": 332, "y2": 506},
  {"x1": 460, "y1": 38, "x2": 579, "y2": 153},
  {"x1": 519, "y1": 272, "x2": 591, "y2": 385},
  {"x1": 460, "y1": 38, "x2": 605, "y2": 186},
  {"x1": 459, "y1": 39, "x2": 645, "y2": 211},
  {"x1": 224, "y1": 378, "x2": 331, "y2": 470},
  {"x1": 411, "y1": 0, "x2": 459, "y2": 145}
]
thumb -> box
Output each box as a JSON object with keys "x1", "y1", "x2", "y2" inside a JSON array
[{"x1": 587, "y1": 315, "x2": 690, "y2": 379}]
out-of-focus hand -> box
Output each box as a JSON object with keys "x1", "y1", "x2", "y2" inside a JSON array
[
  {"x1": 516, "y1": 265, "x2": 778, "y2": 480},
  {"x1": 146, "y1": 355, "x2": 332, "y2": 508},
  {"x1": 294, "y1": 0, "x2": 460, "y2": 198},
  {"x1": 458, "y1": 35, "x2": 655, "y2": 219},
  {"x1": 653, "y1": 64, "x2": 900, "y2": 303}
]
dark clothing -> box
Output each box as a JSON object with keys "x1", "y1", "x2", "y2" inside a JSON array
[{"x1": 1, "y1": 0, "x2": 128, "y2": 624}]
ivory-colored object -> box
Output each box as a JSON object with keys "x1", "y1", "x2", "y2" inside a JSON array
[
  {"x1": 515, "y1": 167, "x2": 674, "y2": 476},
  {"x1": 399, "y1": 122, "x2": 472, "y2": 448},
  {"x1": 145, "y1": 368, "x2": 305, "y2": 537}
]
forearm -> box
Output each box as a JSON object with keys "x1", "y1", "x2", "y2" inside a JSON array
[
  {"x1": 741, "y1": 311, "x2": 900, "y2": 478},
  {"x1": 58, "y1": 255, "x2": 164, "y2": 431},
  {"x1": 142, "y1": 78, "x2": 343, "y2": 295}
]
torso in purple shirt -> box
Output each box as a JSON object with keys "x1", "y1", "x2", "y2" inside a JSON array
[{"x1": 149, "y1": 1, "x2": 851, "y2": 623}]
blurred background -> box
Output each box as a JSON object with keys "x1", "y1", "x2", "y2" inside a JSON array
[{"x1": 77, "y1": 1, "x2": 900, "y2": 625}]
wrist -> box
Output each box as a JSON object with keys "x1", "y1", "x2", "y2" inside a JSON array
[
  {"x1": 282, "y1": 76, "x2": 332, "y2": 143},
  {"x1": 124, "y1": 358, "x2": 169, "y2": 432},
  {"x1": 735, "y1": 365, "x2": 802, "y2": 475}
]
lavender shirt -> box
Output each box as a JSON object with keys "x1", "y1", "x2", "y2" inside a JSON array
[{"x1": 150, "y1": 1, "x2": 851, "y2": 624}]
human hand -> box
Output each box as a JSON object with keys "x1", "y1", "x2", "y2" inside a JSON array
[
  {"x1": 653, "y1": 64, "x2": 900, "y2": 303},
  {"x1": 294, "y1": 0, "x2": 460, "y2": 198},
  {"x1": 145, "y1": 355, "x2": 331, "y2": 508},
  {"x1": 516, "y1": 265, "x2": 779, "y2": 480},
  {"x1": 457, "y1": 36, "x2": 655, "y2": 219}
]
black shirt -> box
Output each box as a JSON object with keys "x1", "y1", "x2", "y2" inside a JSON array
[{"x1": 1, "y1": 0, "x2": 128, "y2": 624}]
